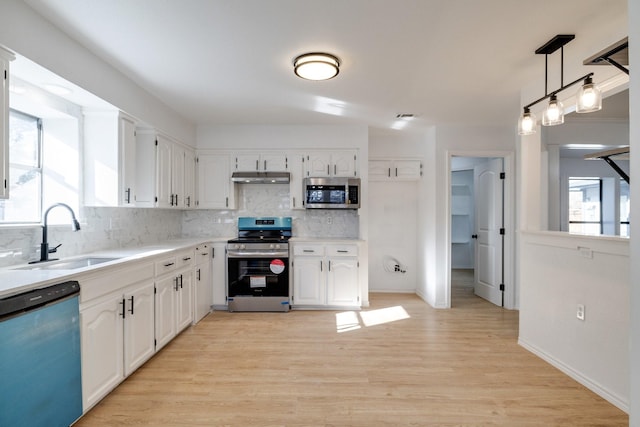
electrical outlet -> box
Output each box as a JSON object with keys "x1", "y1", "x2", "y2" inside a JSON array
[
  {"x1": 578, "y1": 247, "x2": 593, "y2": 258},
  {"x1": 577, "y1": 304, "x2": 585, "y2": 320},
  {"x1": 326, "y1": 216, "x2": 333, "y2": 225}
]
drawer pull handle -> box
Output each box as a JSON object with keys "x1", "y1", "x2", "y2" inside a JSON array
[
  {"x1": 164, "y1": 262, "x2": 175, "y2": 267},
  {"x1": 337, "y1": 250, "x2": 349, "y2": 253},
  {"x1": 303, "y1": 249, "x2": 315, "y2": 253},
  {"x1": 183, "y1": 257, "x2": 191, "y2": 261}
]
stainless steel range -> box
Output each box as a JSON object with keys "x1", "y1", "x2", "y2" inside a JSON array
[{"x1": 226, "y1": 217, "x2": 292, "y2": 312}]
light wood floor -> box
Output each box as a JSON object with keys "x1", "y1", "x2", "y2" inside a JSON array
[{"x1": 75, "y1": 274, "x2": 628, "y2": 426}]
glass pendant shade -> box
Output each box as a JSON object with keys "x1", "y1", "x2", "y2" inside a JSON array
[
  {"x1": 294, "y1": 53, "x2": 340, "y2": 81},
  {"x1": 518, "y1": 108, "x2": 537, "y2": 135},
  {"x1": 542, "y1": 95, "x2": 564, "y2": 126},
  {"x1": 576, "y1": 77, "x2": 602, "y2": 113}
]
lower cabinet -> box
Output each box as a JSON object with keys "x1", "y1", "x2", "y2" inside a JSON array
[
  {"x1": 193, "y1": 244, "x2": 213, "y2": 323},
  {"x1": 80, "y1": 280, "x2": 155, "y2": 411},
  {"x1": 212, "y1": 242, "x2": 228, "y2": 309},
  {"x1": 155, "y1": 265, "x2": 194, "y2": 351},
  {"x1": 292, "y1": 242, "x2": 360, "y2": 308}
]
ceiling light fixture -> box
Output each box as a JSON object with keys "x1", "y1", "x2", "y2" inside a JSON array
[
  {"x1": 294, "y1": 52, "x2": 340, "y2": 81},
  {"x1": 518, "y1": 34, "x2": 603, "y2": 135}
]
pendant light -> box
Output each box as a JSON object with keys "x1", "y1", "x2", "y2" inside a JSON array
[
  {"x1": 517, "y1": 107, "x2": 537, "y2": 135},
  {"x1": 542, "y1": 95, "x2": 564, "y2": 126},
  {"x1": 293, "y1": 53, "x2": 340, "y2": 81},
  {"x1": 576, "y1": 76, "x2": 602, "y2": 113}
]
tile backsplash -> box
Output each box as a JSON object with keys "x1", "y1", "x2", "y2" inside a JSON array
[{"x1": 0, "y1": 184, "x2": 358, "y2": 267}]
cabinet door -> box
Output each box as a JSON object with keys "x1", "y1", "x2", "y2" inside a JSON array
[
  {"x1": 369, "y1": 160, "x2": 392, "y2": 181},
  {"x1": 183, "y1": 148, "x2": 196, "y2": 208},
  {"x1": 176, "y1": 269, "x2": 194, "y2": 332},
  {"x1": 292, "y1": 256, "x2": 325, "y2": 305},
  {"x1": 123, "y1": 281, "x2": 155, "y2": 376},
  {"x1": 305, "y1": 153, "x2": 331, "y2": 177},
  {"x1": 327, "y1": 257, "x2": 359, "y2": 306},
  {"x1": 171, "y1": 144, "x2": 185, "y2": 207},
  {"x1": 155, "y1": 275, "x2": 176, "y2": 351},
  {"x1": 155, "y1": 135, "x2": 173, "y2": 208},
  {"x1": 235, "y1": 154, "x2": 260, "y2": 171},
  {"x1": 120, "y1": 116, "x2": 137, "y2": 205},
  {"x1": 332, "y1": 151, "x2": 357, "y2": 177},
  {"x1": 289, "y1": 154, "x2": 305, "y2": 209},
  {"x1": 0, "y1": 52, "x2": 11, "y2": 200},
  {"x1": 262, "y1": 153, "x2": 288, "y2": 171},
  {"x1": 81, "y1": 295, "x2": 124, "y2": 410},
  {"x1": 394, "y1": 160, "x2": 422, "y2": 180},
  {"x1": 194, "y1": 251, "x2": 212, "y2": 323},
  {"x1": 212, "y1": 243, "x2": 227, "y2": 308},
  {"x1": 197, "y1": 154, "x2": 233, "y2": 209}
]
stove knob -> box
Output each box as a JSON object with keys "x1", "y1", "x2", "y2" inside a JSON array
[{"x1": 240, "y1": 244, "x2": 246, "y2": 250}]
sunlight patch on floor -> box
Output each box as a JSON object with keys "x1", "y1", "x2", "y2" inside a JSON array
[{"x1": 336, "y1": 306, "x2": 410, "y2": 333}]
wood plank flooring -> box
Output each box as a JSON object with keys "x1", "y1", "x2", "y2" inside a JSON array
[{"x1": 75, "y1": 274, "x2": 628, "y2": 426}]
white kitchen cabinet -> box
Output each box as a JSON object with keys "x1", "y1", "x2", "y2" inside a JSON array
[
  {"x1": 369, "y1": 159, "x2": 422, "y2": 181},
  {"x1": 211, "y1": 242, "x2": 228, "y2": 309},
  {"x1": 80, "y1": 279, "x2": 154, "y2": 411},
  {"x1": 136, "y1": 130, "x2": 193, "y2": 208},
  {"x1": 234, "y1": 152, "x2": 288, "y2": 171},
  {"x1": 0, "y1": 47, "x2": 15, "y2": 199},
  {"x1": 154, "y1": 251, "x2": 194, "y2": 351},
  {"x1": 194, "y1": 243, "x2": 213, "y2": 322},
  {"x1": 292, "y1": 243, "x2": 360, "y2": 308},
  {"x1": 184, "y1": 148, "x2": 196, "y2": 208},
  {"x1": 305, "y1": 151, "x2": 357, "y2": 177},
  {"x1": 84, "y1": 111, "x2": 138, "y2": 206},
  {"x1": 289, "y1": 153, "x2": 305, "y2": 209},
  {"x1": 196, "y1": 153, "x2": 235, "y2": 209}
]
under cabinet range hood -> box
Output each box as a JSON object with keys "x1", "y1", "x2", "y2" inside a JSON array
[{"x1": 231, "y1": 171, "x2": 290, "y2": 184}]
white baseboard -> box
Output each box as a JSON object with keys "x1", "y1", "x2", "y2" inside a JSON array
[{"x1": 518, "y1": 338, "x2": 629, "y2": 413}]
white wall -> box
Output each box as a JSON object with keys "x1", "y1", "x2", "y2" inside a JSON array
[
  {"x1": 519, "y1": 232, "x2": 629, "y2": 411},
  {"x1": 627, "y1": 0, "x2": 639, "y2": 422},
  {"x1": 368, "y1": 129, "x2": 426, "y2": 293},
  {"x1": 517, "y1": 2, "x2": 632, "y2": 413},
  {"x1": 0, "y1": 0, "x2": 195, "y2": 145}
]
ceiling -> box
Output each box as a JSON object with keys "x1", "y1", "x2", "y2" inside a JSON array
[{"x1": 18, "y1": 0, "x2": 628, "y2": 132}]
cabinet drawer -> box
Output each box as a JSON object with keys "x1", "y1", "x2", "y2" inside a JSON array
[
  {"x1": 195, "y1": 244, "x2": 211, "y2": 263},
  {"x1": 293, "y1": 245, "x2": 325, "y2": 256},
  {"x1": 79, "y1": 261, "x2": 155, "y2": 303},
  {"x1": 155, "y1": 256, "x2": 178, "y2": 276},
  {"x1": 176, "y1": 250, "x2": 195, "y2": 269},
  {"x1": 326, "y1": 245, "x2": 358, "y2": 257}
]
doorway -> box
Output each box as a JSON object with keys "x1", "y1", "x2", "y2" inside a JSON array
[{"x1": 450, "y1": 155, "x2": 513, "y2": 309}]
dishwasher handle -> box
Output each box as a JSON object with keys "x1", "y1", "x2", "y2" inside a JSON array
[{"x1": 0, "y1": 280, "x2": 80, "y2": 320}]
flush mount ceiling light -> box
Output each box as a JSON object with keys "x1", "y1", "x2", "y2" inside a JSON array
[
  {"x1": 293, "y1": 52, "x2": 340, "y2": 81},
  {"x1": 518, "y1": 34, "x2": 604, "y2": 135}
]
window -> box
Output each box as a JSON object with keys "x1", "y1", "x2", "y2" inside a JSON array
[
  {"x1": 0, "y1": 110, "x2": 42, "y2": 223},
  {"x1": 568, "y1": 178, "x2": 602, "y2": 235},
  {"x1": 620, "y1": 179, "x2": 630, "y2": 237}
]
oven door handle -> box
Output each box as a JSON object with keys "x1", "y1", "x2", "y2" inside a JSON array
[{"x1": 227, "y1": 251, "x2": 289, "y2": 258}]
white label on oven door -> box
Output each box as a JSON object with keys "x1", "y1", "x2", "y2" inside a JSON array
[
  {"x1": 250, "y1": 276, "x2": 267, "y2": 288},
  {"x1": 270, "y1": 259, "x2": 285, "y2": 274}
]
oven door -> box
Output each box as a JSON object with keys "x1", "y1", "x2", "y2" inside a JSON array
[{"x1": 227, "y1": 255, "x2": 289, "y2": 298}]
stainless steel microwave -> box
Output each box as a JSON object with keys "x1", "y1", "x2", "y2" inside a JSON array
[{"x1": 304, "y1": 177, "x2": 360, "y2": 209}]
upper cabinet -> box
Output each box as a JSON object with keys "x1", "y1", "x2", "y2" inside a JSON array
[
  {"x1": 305, "y1": 151, "x2": 357, "y2": 177},
  {"x1": 196, "y1": 153, "x2": 235, "y2": 209},
  {"x1": 234, "y1": 152, "x2": 288, "y2": 172},
  {"x1": 0, "y1": 47, "x2": 15, "y2": 200},
  {"x1": 369, "y1": 159, "x2": 422, "y2": 181},
  {"x1": 136, "y1": 130, "x2": 195, "y2": 209},
  {"x1": 84, "y1": 111, "x2": 137, "y2": 206}
]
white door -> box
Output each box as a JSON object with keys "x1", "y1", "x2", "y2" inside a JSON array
[{"x1": 473, "y1": 158, "x2": 504, "y2": 306}]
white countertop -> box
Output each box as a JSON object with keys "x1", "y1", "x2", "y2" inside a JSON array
[{"x1": 0, "y1": 237, "x2": 231, "y2": 298}]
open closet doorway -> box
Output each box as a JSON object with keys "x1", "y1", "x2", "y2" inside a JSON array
[{"x1": 450, "y1": 155, "x2": 509, "y2": 308}]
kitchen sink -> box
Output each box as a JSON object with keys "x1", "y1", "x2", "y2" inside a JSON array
[{"x1": 15, "y1": 257, "x2": 121, "y2": 270}]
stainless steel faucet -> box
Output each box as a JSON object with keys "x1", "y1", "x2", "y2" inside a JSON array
[{"x1": 30, "y1": 203, "x2": 81, "y2": 264}]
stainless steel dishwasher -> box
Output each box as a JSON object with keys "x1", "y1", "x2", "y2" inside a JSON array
[{"x1": 0, "y1": 280, "x2": 83, "y2": 427}]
